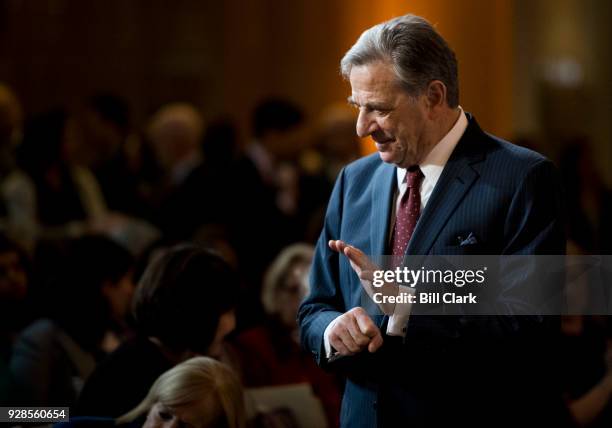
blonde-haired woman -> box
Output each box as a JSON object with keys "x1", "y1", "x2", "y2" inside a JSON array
[
  {"x1": 119, "y1": 356, "x2": 245, "y2": 428},
  {"x1": 57, "y1": 357, "x2": 245, "y2": 428}
]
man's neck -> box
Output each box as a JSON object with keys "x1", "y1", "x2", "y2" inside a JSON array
[
  {"x1": 419, "y1": 107, "x2": 462, "y2": 163},
  {"x1": 433, "y1": 107, "x2": 462, "y2": 145}
]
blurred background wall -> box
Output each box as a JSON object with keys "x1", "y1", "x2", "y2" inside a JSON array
[{"x1": 0, "y1": 0, "x2": 610, "y2": 174}]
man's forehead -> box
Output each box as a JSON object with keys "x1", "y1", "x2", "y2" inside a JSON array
[
  {"x1": 348, "y1": 63, "x2": 402, "y2": 102},
  {"x1": 349, "y1": 61, "x2": 397, "y2": 84}
]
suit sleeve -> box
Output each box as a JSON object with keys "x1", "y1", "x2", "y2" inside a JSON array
[{"x1": 298, "y1": 168, "x2": 347, "y2": 367}]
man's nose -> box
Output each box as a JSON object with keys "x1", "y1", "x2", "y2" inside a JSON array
[{"x1": 356, "y1": 110, "x2": 375, "y2": 138}]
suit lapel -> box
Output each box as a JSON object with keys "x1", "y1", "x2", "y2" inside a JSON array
[
  {"x1": 370, "y1": 162, "x2": 396, "y2": 256},
  {"x1": 406, "y1": 117, "x2": 486, "y2": 255}
]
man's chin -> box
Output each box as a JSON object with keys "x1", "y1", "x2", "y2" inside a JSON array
[
  {"x1": 377, "y1": 151, "x2": 395, "y2": 164},
  {"x1": 378, "y1": 150, "x2": 405, "y2": 167}
]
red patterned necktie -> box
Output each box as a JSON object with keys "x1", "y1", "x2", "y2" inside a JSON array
[{"x1": 391, "y1": 166, "x2": 424, "y2": 256}]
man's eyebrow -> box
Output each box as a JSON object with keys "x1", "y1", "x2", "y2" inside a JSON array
[{"x1": 347, "y1": 96, "x2": 391, "y2": 110}]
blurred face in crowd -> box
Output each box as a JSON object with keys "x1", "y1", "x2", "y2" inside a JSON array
[
  {"x1": 143, "y1": 401, "x2": 217, "y2": 428},
  {"x1": 102, "y1": 271, "x2": 136, "y2": 322},
  {"x1": 62, "y1": 116, "x2": 103, "y2": 167},
  {"x1": 262, "y1": 126, "x2": 309, "y2": 162},
  {"x1": 319, "y1": 115, "x2": 360, "y2": 162},
  {"x1": 276, "y1": 260, "x2": 310, "y2": 328},
  {"x1": 349, "y1": 61, "x2": 434, "y2": 168},
  {"x1": 81, "y1": 109, "x2": 124, "y2": 164},
  {"x1": 150, "y1": 126, "x2": 198, "y2": 170},
  {"x1": 207, "y1": 310, "x2": 236, "y2": 358},
  {"x1": 0, "y1": 250, "x2": 27, "y2": 301},
  {"x1": 148, "y1": 104, "x2": 203, "y2": 171}
]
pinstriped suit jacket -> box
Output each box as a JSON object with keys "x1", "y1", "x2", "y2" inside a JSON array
[{"x1": 298, "y1": 115, "x2": 566, "y2": 428}]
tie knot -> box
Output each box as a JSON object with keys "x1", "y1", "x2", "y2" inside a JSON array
[{"x1": 406, "y1": 166, "x2": 424, "y2": 188}]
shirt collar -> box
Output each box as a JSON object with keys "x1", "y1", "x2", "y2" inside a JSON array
[{"x1": 397, "y1": 106, "x2": 468, "y2": 186}]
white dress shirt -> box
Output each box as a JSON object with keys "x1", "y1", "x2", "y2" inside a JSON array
[{"x1": 324, "y1": 107, "x2": 468, "y2": 356}]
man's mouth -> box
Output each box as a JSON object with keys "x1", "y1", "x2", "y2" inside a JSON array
[{"x1": 374, "y1": 138, "x2": 395, "y2": 150}]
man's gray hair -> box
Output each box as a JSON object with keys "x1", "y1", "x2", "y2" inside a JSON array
[{"x1": 340, "y1": 14, "x2": 459, "y2": 107}]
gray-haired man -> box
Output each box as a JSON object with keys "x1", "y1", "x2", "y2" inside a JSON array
[{"x1": 299, "y1": 14, "x2": 566, "y2": 428}]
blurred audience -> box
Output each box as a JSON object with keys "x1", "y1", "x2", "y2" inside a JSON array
[
  {"x1": 0, "y1": 84, "x2": 37, "y2": 252},
  {"x1": 0, "y1": 79, "x2": 609, "y2": 428},
  {"x1": 0, "y1": 235, "x2": 30, "y2": 403},
  {"x1": 561, "y1": 242, "x2": 612, "y2": 426},
  {"x1": 299, "y1": 103, "x2": 361, "y2": 242},
  {"x1": 0, "y1": 235, "x2": 30, "y2": 357},
  {"x1": 9, "y1": 235, "x2": 133, "y2": 407},
  {"x1": 232, "y1": 243, "x2": 341, "y2": 427},
  {"x1": 147, "y1": 103, "x2": 228, "y2": 241},
  {"x1": 80, "y1": 93, "x2": 148, "y2": 217},
  {"x1": 310, "y1": 103, "x2": 360, "y2": 183},
  {"x1": 76, "y1": 244, "x2": 239, "y2": 418},
  {"x1": 560, "y1": 315, "x2": 612, "y2": 427},
  {"x1": 201, "y1": 117, "x2": 240, "y2": 177},
  {"x1": 229, "y1": 98, "x2": 307, "y2": 326},
  {"x1": 234, "y1": 98, "x2": 305, "y2": 241},
  {"x1": 560, "y1": 141, "x2": 612, "y2": 254},
  {"x1": 18, "y1": 108, "x2": 107, "y2": 239}
]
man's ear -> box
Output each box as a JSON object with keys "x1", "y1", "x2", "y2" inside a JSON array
[{"x1": 425, "y1": 80, "x2": 447, "y2": 115}]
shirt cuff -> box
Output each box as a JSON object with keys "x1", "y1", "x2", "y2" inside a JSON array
[
  {"x1": 386, "y1": 285, "x2": 414, "y2": 337},
  {"x1": 323, "y1": 315, "x2": 341, "y2": 359}
]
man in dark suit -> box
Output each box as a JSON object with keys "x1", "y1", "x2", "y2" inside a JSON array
[{"x1": 298, "y1": 14, "x2": 568, "y2": 428}]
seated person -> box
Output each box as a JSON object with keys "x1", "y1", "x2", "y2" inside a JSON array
[
  {"x1": 56, "y1": 356, "x2": 245, "y2": 428},
  {"x1": 76, "y1": 244, "x2": 238, "y2": 418},
  {"x1": 9, "y1": 236, "x2": 133, "y2": 407},
  {"x1": 231, "y1": 243, "x2": 341, "y2": 427},
  {"x1": 0, "y1": 234, "x2": 30, "y2": 403}
]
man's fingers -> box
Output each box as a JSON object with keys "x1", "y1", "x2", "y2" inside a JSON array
[
  {"x1": 359, "y1": 269, "x2": 374, "y2": 282},
  {"x1": 329, "y1": 334, "x2": 352, "y2": 356},
  {"x1": 368, "y1": 331, "x2": 384, "y2": 353},
  {"x1": 346, "y1": 314, "x2": 373, "y2": 347},
  {"x1": 335, "y1": 328, "x2": 361, "y2": 354},
  {"x1": 328, "y1": 239, "x2": 348, "y2": 254},
  {"x1": 353, "y1": 308, "x2": 380, "y2": 339},
  {"x1": 352, "y1": 308, "x2": 383, "y2": 353},
  {"x1": 329, "y1": 308, "x2": 383, "y2": 356},
  {"x1": 330, "y1": 241, "x2": 380, "y2": 275},
  {"x1": 345, "y1": 246, "x2": 379, "y2": 275},
  {"x1": 344, "y1": 245, "x2": 365, "y2": 266}
]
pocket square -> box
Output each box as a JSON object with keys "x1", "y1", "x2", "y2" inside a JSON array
[{"x1": 457, "y1": 232, "x2": 478, "y2": 246}]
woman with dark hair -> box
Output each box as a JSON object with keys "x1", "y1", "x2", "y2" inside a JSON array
[
  {"x1": 9, "y1": 235, "x2": 133, "y2": 407},
  {"x1": 75, "y1": 244, "x2": 239, "y2": 418}
]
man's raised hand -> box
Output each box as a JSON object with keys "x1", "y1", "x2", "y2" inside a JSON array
[{"x1": 328, "y1": 240, "x2": 399, "y2": 314}]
